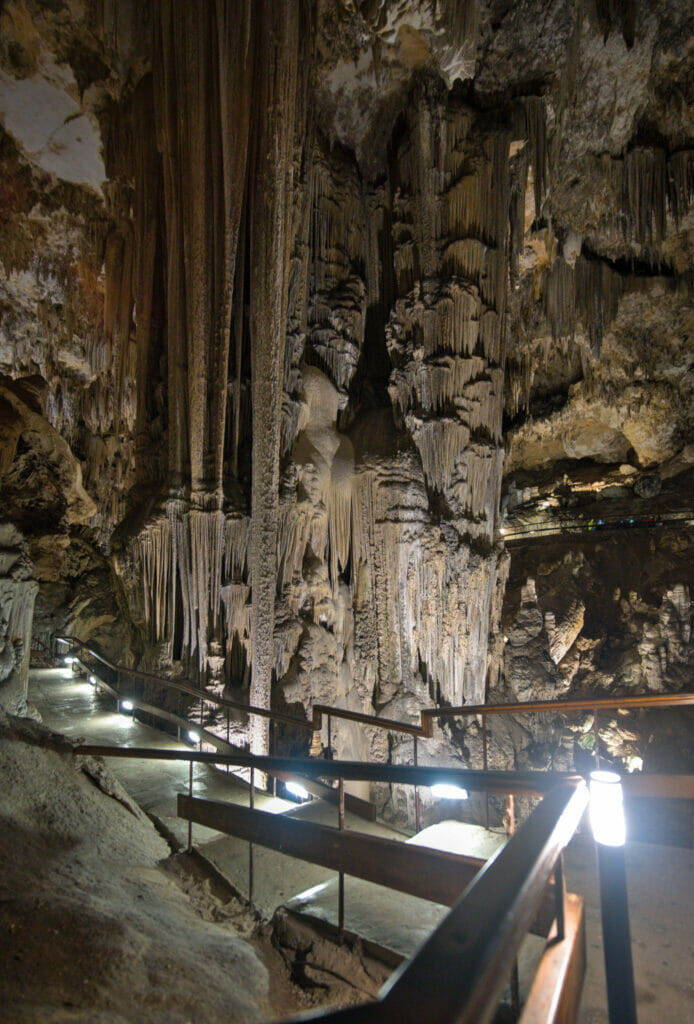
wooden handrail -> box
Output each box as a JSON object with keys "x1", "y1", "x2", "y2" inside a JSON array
[
  {"x1": 426, "y1": 690, "x2": 694, "y2": 721},
  {"x1": 179, "y1": 794, "x2": 488, "y2": 908},
  {"x1": 287, "y1": 783, "x2": 589, "y2": 1024},
  {"x1": 520, "y1": 894, "x2": 585, "y2": 1024}
]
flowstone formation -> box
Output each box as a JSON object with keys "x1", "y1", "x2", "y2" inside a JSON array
[
  {"x1": 99, "y1": 1, "x2": 512, "y2": 773},
  {"x1": 1, "y1": 0, "x2": 694, "y2": 820},
  {"x1": 0, "y1": 524, "x2": 37, "y2": 714}
]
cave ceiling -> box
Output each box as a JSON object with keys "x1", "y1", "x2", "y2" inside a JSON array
[{"x1": 0, "y1": 0, "x2": 693, "y2": 759}]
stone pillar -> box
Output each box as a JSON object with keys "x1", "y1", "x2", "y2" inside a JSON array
[{"x1": 0, "y1": 524, "x2": 39, "y2": 715}]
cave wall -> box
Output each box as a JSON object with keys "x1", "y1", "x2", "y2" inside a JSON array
[
  {"x1": 491, "y1": 531, "x2": 694, "y2": 794},
  {"x1": 0, "y1": 0, "x2": 693, "y2": 811}
]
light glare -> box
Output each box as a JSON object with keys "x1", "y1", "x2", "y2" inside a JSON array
[
  {"x1": 590, "y1": 770, "x2": 626, "y2": 847},
  {"x1": 431, "y1": 783, "x2": 469, "y2": 800},
  {"x1": 286, "y1": 781, "x2": 309, "y2": 800},
  {"x1": 188, "y1": 730, "x2": 201, "y2": 743},
  {"x1": 121, "y1": 700, "x2": 134, "y2": 711}
]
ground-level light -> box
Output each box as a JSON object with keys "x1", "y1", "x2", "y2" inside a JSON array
[
  {"x1": 590, "y1": 769, "x2": 637, "y2": 1024},
  {"x1": 286, "y1": 781, "x2": 309, "y2": 801},
  {"x1": 121, "y1": 700, "x2": 134, "y2": 712},
  {"x1": 589, "y1": 769, "x2": 626, "y2": 847},
  {"x1": 431, "y1": 783, "x2": 469, "y2": 800},
  {"x1": 188, "y1": 730, "x2": 201, "y2": 743}
]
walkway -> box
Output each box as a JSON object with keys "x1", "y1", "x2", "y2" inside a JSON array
[
  {"x1": 28, "y1": 665, "x2": 694, "y2": 1023},
  {"x1": 502, "y1": 508, "x2": 694, "y2": 543}
]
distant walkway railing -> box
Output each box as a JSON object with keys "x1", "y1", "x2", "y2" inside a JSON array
[{"x1": 501, "y1": 508, "x2": 694, "y2": 543}]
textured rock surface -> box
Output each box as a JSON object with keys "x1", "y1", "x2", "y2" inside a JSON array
[
  {"x1": 0, "y1": 523, "x2": 37, "y2": 713},
  {"x1": 0, "y1": 710, "x2": 319, "y2": 1023},
  {"x1": 0, "y1": 0, "x2": 692, "y2": 814},
  {"x1": 490, "y1": 533, "x2": 694, "y2": 784}
]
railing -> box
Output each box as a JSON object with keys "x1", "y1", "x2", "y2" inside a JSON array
[
  {"x1": 72, "y1": 740, "x2": 589, "y2": 1024},
  {"x1": 29, "y1": 636, "x2": 56, "y2": 667},
  {"x1": 501, "y1": 508, "x2": 694, "y2": 543},
  {"x1": 44, "y1": 643, "x2": 694, "y2": 1020},
  {"x1": 55, "y1": 634, "x2": 311, "y2": 732},
  {"x1": 55, "y1": 632, "x2": 694, "y2": 833},
  {"x1": 290, "y1": 783, "x2": 589, "y2": 1024}
]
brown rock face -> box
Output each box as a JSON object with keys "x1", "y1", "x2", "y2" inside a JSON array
[{"x1": 0, "y1": 0, "x2": 692, "y2": 796}]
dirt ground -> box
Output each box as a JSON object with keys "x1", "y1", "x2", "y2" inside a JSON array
[{"x1": 0, "y1": 711, "x2": 382, "y2": 1023}]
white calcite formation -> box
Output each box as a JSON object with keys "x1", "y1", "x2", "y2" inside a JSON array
[{"x1": 0, "y1": 0, "x2": 693, "y2": 803}]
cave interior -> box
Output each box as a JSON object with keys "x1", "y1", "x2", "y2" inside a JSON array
[{"x1": 1, "y1": 0, "x2": 693, "y2": 1021}]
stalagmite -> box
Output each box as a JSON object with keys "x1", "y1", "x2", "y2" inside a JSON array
[{"x1": 0, "y1": 525, "x2": 38, "y2": 714}]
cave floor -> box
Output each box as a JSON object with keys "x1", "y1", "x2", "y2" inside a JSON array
[{"x1": 28, "y1": 667, "x2": 694, "y2": 1024}]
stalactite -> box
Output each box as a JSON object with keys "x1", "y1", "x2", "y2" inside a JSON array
[
  {"x1": 389, "y1": 97, "x2": 508, "y2": 521},
  {"x1": 623, "y1": 147, "x2": 668, "y2": 247},
  {"x1": 523, "y1": 97, "x2": 548, "y2": 219},
  {"x1": 153, "y1": 0, "x2": 252, "y2": 499},
  {"x1": 131, "y1": 503, "x2": 250, "y2": 670},
  {"x1": 129, "y1": 76, "x2": 163, "y2": 486},
  {"x1": 103, "y1": 190, "x2": 134, "y2": 434},
  {"x1": 596, "y1": 146, "x2": 694, "y2": 249},
  {"x1": 350, "y1": 454, "x2": 496, "y2": 707},
  {"x1": 667, "y1": 150, "x2": 694, "y2": 227}
]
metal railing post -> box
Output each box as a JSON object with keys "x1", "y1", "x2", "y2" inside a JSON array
[
  {"x1": 327, "y1": 713, "x2": 332, "y2": 758},
  {"x1": 554, "y1": 851, "x2": 566, "y2": 942},
  {"x1": 414, "y1": 735, "x2": 421, "y2": 833},
  {"x1": 249, "y1": 766, "x2": 255, "y2": 907},
  {"x1": 482, "y1": 716, "x2": 489, "y2": 828},
  {"x1": 510, "y1": 958, "x2": 520, "y2": 1017},
  {"x1": 338, "y1": 776, "x2": 345, "y2": 942},
  {"x1": 594, "y1": 706, "x2": 600, "y2": 768},
  {"x1": 596, "y1": 841, "x2": 638, "y2": 1024},
  {"x1": 187, "y1": 757, "x2": 193, "y2": 853}
]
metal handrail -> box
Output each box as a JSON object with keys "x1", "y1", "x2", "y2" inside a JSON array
[
  {"x1": 288, "y1": 782, "x2": 589, "y2": 1024},
  {"x1": 75, "y1": 740, "x2": 587, "y2": 1021},
  {"x1": 55, "y1": 635, "x2": 312, "y2": 731},
  {"x1": 30, "y1": 636, "x2": 56, "y2": 666},
  {"x1": 501, "y1": 509, "x2": 694, "y2": 543},
  {"x1": 56, "y1": 632, "x2": 694, "y2": 811},
  {"x1": 73, "y1": 745, "x2": 581, "y2": 796}
]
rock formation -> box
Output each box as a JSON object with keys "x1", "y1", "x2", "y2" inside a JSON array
[
  {"x1": 0, "y1": 524, "x2": 37, "y2": 713},
  {"x1": 0, "y1": 0, "x2": 693, "y2": 813}
]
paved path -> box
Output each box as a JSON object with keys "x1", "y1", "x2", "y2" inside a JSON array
[
  {"x1": 29, "y1": 665, "x2": 694, "y2": 1023},
  {"x1": 28, "y1": 666, "x2": 409, "y2": 914}
]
